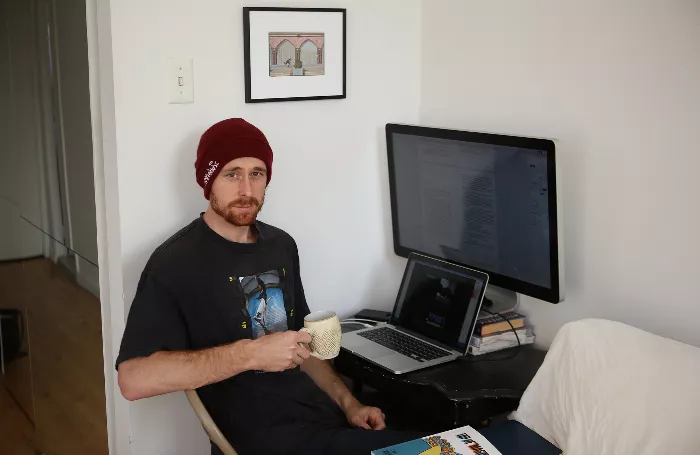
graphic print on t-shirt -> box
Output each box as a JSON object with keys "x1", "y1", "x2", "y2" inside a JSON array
[{"x1": 239, "y1": 269, "x2": 287, "y2": 339}]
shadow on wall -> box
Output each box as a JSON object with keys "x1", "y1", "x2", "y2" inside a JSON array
[
  {"x1": 557, "y1": 132, "x2": 587, "y2": 294},
  {"x1": 118, "y1": 131, "x2": 227, "y2": 454},
  {"x1": 122, "y1": 131, "x2": 203, "y2": 311},
  {"x1": 355, "y1": 126, "x2": 408, "y2": 313},
  {"x1": 174, "y1": 131, "x2": 208, "y2": 217}
]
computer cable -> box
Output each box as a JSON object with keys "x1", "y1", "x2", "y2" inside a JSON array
[
  {"x1": 464, "y1": 309, "x2": 522, "y2": 362},
  {"x1": 340, "y1": 318, "x2": 383, "y2": 327}
]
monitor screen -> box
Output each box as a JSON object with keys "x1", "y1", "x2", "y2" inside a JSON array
[
  {"x1": 392, "y1": 255, "x2": 487, "y2": 352},
  {"x1": 387, "y1": 124, "x2": 561, "y2": 303}
]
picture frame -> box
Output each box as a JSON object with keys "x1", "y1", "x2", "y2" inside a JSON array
[{"x1": 243, "y1": 7, "x2": 346, "y2": 103}]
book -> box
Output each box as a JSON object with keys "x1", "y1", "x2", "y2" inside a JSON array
[
  {"x1": 470, "y1": 327, "x2": 534, "y2": 348},
  {"x1": 371, "y1": 425, "x2": 503, "y2": 455},
  {"x1": 474, "y1": 312, "x2": 525, "y2": 336},
  {"x1": 474, "y1": 325, "x2": 533, "y2": 339},
  {"x1": 372, "y1": 421, "x2": 561, "y2": 455},
  {"x1": 479, "y1": 421, "x2": 561, "y2": 455},
  {"x1": 468, "y1": 333, "x2": 535, "y2": 355}
]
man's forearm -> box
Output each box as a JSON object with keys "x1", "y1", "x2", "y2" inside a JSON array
[
  {"x1": 118, "y1": 339, "x2": 255, "y2": 401},
  {"x1": 301, "y1": 357, "x2": 360, "y2": 411}
]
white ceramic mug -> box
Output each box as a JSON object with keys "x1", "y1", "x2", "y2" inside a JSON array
[{"x1": 299, "y1": 311, "x2": 342, "y2": 360}]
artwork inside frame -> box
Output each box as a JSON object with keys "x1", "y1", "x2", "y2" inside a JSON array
[
  {"x1": 269, "y1": 32, "x2": 325, "y2": 77},
  {"x1": 243, "y1": 7, "x2": 346, "y2": 103}
]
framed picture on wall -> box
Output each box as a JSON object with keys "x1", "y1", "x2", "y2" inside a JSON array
[{"x1": 243, "y1": 7, "x2": 346, "y2": 103}]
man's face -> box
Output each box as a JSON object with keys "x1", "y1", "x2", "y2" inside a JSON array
[{"x1": 209, "y1": 157, "x2": 267, "y2": 227}]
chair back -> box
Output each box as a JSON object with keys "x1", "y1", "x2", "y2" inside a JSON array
[
  {"x1": 185, "y1": 389, "x2": 238, "y2": 455},
  {"x1": 513, "y1": 319, "x2": 700, "y2": 455}
]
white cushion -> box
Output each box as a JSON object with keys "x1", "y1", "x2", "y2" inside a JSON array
[{"x1": 512, "y1": 318, "x2": 700, "y2": 455}]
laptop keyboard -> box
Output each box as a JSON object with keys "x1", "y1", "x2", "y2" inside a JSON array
[{"x1": 358, "y1": 327, "x2": 452, "y2": 362}]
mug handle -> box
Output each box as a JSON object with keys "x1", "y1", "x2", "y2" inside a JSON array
[{"x1": 298, "y1": 327, "x2": 323, "y2": 359}]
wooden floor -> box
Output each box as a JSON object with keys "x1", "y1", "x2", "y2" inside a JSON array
[
  {"x1": 0, "y1": 258, "x2": 108, "y2": 455},
  {"x1": 0, "y1": 385, "x2": 35, "y2": 455}
]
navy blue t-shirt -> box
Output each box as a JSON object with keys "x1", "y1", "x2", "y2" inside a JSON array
[{"x1": 116, "y1": 216, "x2": 346, "y2": 455}]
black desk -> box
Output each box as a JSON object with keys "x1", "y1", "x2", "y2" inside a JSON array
[{"x1": 334, "y1": 346, "x2": 546, "y2": 430}]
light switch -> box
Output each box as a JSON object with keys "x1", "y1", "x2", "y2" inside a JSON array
[{"x1": 167, "y1": 57, "x2": 194, "y2": 104}]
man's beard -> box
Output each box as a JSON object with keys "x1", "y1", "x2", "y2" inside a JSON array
[{"x1": 211, "y1": 194, "x2": 265, "y2": 227}]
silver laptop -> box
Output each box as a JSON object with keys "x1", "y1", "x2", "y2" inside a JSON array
[{"x1": 342, "y1": 253, "x2": 489, "y2": 374}]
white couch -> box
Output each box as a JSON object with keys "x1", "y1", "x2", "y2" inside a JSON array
[{"x1": 512, "y1": 319, "x2": 700, "y2": 455}]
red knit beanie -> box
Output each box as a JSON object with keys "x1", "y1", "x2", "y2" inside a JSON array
[{"x1": 195, "y1": 118, "x2": 273, "y2": 200}]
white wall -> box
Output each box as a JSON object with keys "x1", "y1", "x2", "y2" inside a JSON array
[
  {"x1": 0, "y1": 0, "x2": 44, "y2": 260},
  {"x1": 86, "y1": 0, "x2": 130, "y2": 453},
  {"x1": 53, "y1": 0, "x2": 100, "y2": 293},
  {"x1": 0, "y1": 0, "x2": 98, "y2": 270},
  {"x1": 420, "y1": 0, "x2": 700, "y2": 348},
  {"x1": 104, "y1": 0, "x2": 422, "y2": 453}
]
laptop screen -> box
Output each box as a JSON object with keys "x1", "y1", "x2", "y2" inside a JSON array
[{"x1": 391, "y1": 256, "x2": 487, "y2": 352}]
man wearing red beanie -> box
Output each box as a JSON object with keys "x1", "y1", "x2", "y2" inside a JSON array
[{"x1": 116, "y1": 119, "x2": 422, "y2": 455}]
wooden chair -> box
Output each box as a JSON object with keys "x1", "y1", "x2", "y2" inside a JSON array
[{"x1": 185, "y1": 389, "x2": 238, "y2": 455}]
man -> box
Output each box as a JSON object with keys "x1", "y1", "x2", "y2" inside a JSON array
[{"x1": 116, "y1": 119, "x2": 421, "y2": 455}]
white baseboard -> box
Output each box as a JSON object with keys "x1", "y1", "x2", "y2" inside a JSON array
[{"x1": 76, "y1": 256, "x2": 100, "y2": 299}]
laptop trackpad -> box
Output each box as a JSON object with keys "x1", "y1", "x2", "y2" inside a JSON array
[
  {"x1": 375, "y1": 353, "x2": 419, "y2": 372},
  {"x1": 342, "y1": 334, "x2": 396, "y2": 359},
  {"x1": 362, "y1": 343, "x2": 396, "y2": 359}
]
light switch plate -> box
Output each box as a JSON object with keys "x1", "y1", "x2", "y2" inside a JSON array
[{"x1": 167, "y1": 57, "x2": 194, "y2": 104}]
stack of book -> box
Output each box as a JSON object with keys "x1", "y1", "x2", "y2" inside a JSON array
[{"x1": 468, "y1": 312, "x2": 535, "y2": 356}]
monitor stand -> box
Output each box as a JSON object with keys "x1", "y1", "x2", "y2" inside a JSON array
[{"x1": 478, "y1": 285, "x2": 519, "y2": 318}]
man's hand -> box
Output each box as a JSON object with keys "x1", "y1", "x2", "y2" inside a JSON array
[
  {"x1": 247, "y1": 331, "x2": 312, "y2": 372},
  {"x1": 300, "y1": 355, "x2": 386, "y2": 431},
  {"x1": 344, "y1": 401, "x2": 387, "y2": 430}
]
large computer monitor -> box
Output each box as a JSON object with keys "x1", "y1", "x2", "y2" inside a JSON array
[{"x1": 386, "y1": 123, "x2": 564, "y2": 307}]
